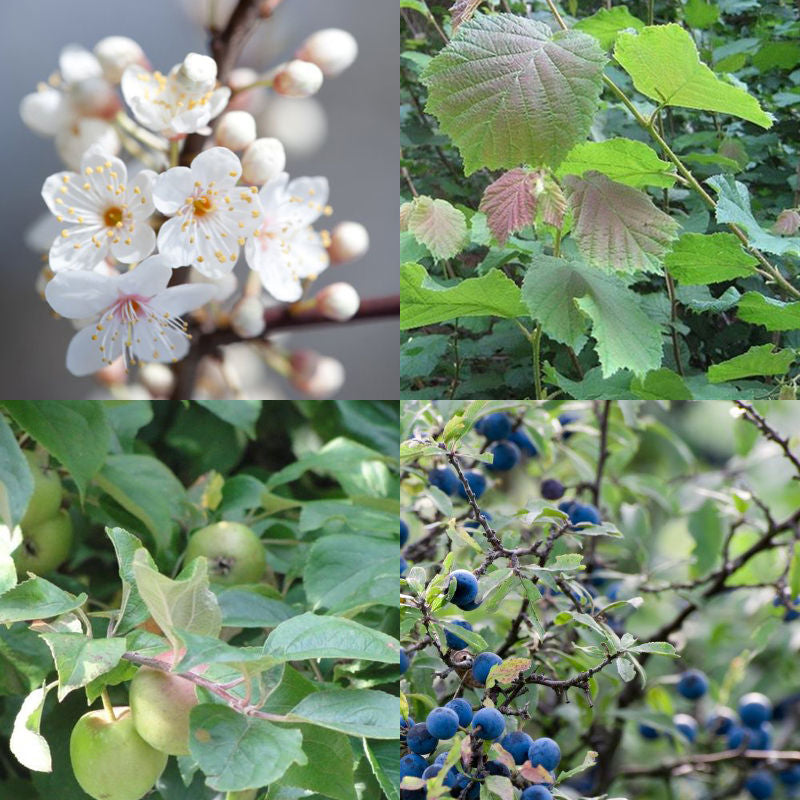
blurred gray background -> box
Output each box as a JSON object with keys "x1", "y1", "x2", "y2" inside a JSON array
[{"x1": 0, "y1": 0, "x2": 398, "y2": 399}]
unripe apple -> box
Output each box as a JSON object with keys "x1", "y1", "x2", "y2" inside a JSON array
[
  {"x1": 14, "y1": 509, "x2": 73, "y2": 575},
  {"x1": 20, "y1": 450, "x2": 63, "y2": 528},
  {"x1": 129, "y1": 667, "x2": 197, "y2": 755},
  {"x1": 69, "y1": 707, "x2": 168, "y2": 800},
  {"x1": 184, "y1": 521, "x2": 265, "y2": 584}
]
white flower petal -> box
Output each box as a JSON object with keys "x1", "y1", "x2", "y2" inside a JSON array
[
  {"x1": 157, "y1": 216, "x2": 197, "y2": 267},
  {"x1": 149, "y1": 283, "x2": 219, "y2": 317},
  {"x1": 129, "y1": 170, "x2": 156, "y2": 219},
  {"x1": 55, "y1": 119, "x2": 120, "y2": 171},
  {"x1": 41, "y1": 172, "x2": 102, "y2": 221},
  {"x1": 245, "y1": 236, "x2": 303, "y2": 302},
  {"x1": 66, "y1": 323, "x2": 117, "y2": 376},
  {"x1": 20, "y1": 89, "x2": 68, "y2": 137},
  {"x1": 116, "y1": 256, "x2": 172, "y2": 296},
  {"x1": 110, "y1": 222, "x2": 156, "y2": 263},
  {"x1": 288, "y1": 233, "x2": 330, "y2": 278},
  {"x1": 191, "y1": 147, "x2": 241, "y2": 187},
  {"x1": 48, "y1": 225, "x2": 109, "y2": 272},
  {"x1": 59, "y1": 45, "x2": 103, "y2": 84},
  {"x1": 45, "y1": 270, "x2": 117, "y2": 318},
  {"x1": 193, "y1": 221, "x2": 239, "y2": 276},
  {"x1": 281, "y1": 176, "x2": 329, "y2": 228},
  {"x1": 131, "y1": 323, "x2": 190, "y2": 365},
  {"x1": 207, "y1": 87, "x2": 232, "y2": 119},
  {"x1": 258, "y1": 172, "x2": 290, "y2": 213},
  {"x1": 153, "y1": 167, "x2": 193, "y2": 214}
]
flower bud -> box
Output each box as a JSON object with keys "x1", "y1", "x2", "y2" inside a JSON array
[
  {"x1": 227, "y1": 67, "x2": 265, "y2": 113},
  {"x1": 56, "y1": 118, "x2": 120, "y2": 170},
  {"x1": 231, "y1": 296, "x2": 266, "y2": 338},
  {"x1": 773, "y1": 209, "x2": 800, "y2": 236},
  {"x1": 257, "y1": 97, "x2": 326, "y2": 157},
  {"x1": 328, "y1": 221, "x2": 369, "y2": 264},
  {"x1": 315, "y1": 282, "x2": 360, "y2": 322},
  {"x1": 272, "y1": 60, "x2": 324, "y2": 98},
  {"x1": 297, "y1": 29, "x2": 358, "y2": 77},
  {"x1": 95, "y1": 357, "x2": 128, "y2": 387},
  {"x1": 241, "y1": 137, "x2": 286, "y2": 185},
  {"x1": 69, "y1": 76, "x2": 121, "y2": 119},
  {"x1": 177, "y1": 53, "x2": 217, "y2": 91},
  {"x1": 289, "y1": 350, "x2": 345, "y2": 398},
  {"x1": 93, "y1": 36, "x2": 148, "y2": 83},
  {"x1": 20, "y1": 88, "x2": 67, "y2": 137},
  {"x1": 215, "y1": 110, "x2": 257, "y2": 150},
  {"x1": 139, "y1": 362, "x2": 175, "y2": 398}
]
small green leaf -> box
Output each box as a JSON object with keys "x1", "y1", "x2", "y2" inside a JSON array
[
  {"x1": 665, "y1": 233, "x2": 758, "y2": 285},
  {"x1": 405, "y1": 196, "x2": 468, "y2": 261},
  {"x1": 574, "y1": 6, "x2": 645, "y2": 49},
  {"x1": 628, "y1": 641, "x2": 678, "y2": 656},
  {"x1": 737, "y1": 293, "x2": 800, "y2": 332},
  {"x1": 688, "y1": 500, "x2": 723, "y2": 578},
  {"x1": 707, "y1": 344, "x2": 795, "y2": 383},
  {"x1": 630, "y1": 369, "x2": 692, "y2": 400},
  {"x1": 0, "y1": 416, "x2": 33, "y2": 530},
  {"x1": 0, "y1": 578, "x2": 87, "y2": 624},
  {"x1": 289, "y1": 689, "x2": 398, "y2": 739}
]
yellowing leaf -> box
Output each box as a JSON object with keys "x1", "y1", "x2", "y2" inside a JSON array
[{"x1": 406, "y1": 196, "x2": 468, "y2": 261}]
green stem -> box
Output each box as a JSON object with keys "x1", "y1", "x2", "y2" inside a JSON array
[
  {"x1": 531, "y1": 323, "x2": 543, "y2": 400},
  {"x1": 101, "y1": 688, "x2": 117, "y2": 722},
  {"x1": 169, "y1": 139, "x2": 181, "y2": 168}
]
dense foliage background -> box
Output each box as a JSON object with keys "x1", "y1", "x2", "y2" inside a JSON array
[
  {"x1": 400, "y1": 1, "x2": 800, "y2": 399},
  {"x1": 400, "y1": 400, "x2": 800, "y2": 798},
  {"x1": 0, "y1": 399, "x2": 400, "y2": 800}
]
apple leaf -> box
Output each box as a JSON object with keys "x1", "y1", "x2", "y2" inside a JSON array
[
  {"x1": 665, "y1": 232, "x2": 758, "y2": 285},
  {"x1": 107, "y1": 528, "x2": 151, "y2": 635},
  {"x1": 400, "y1": 263, "x2": 527, "y2": 329},
  {"x1": 557, "y1": 139, "x2": 676, "y2": 189},
  {"x1": 405, "y1": 196, "x2": 468, "y2": 261},
  {"x1": 479, "y1": 169, "x2": 541, "y2": 245},
  {"x1": 263, "y1": 612, "x2": 400, "y2": 663},
  {"x1": 39, "y1": 633, "x2": 126, "y2": 701},
  {"x1": 521, "y1": 255, "x2": 663, "y2": 377},
  {"x1": 564, "y1": 171, "x2": 679, "y2": 272},
  {"x1": 132, "y1": 549, "x2": 222, "y2": 654},
  {"x1": 0, "y1": 577, "x2": 87, "y2": 624},
  {"x1": 736, "y1": 293, "x2": 800, "y2": 332},
  {"x1": 190, "y1": 704, "x2": 306, "y2": 791},
  {"x1": 574, "y1": 6, "x2": 645, "y2": 49},
  {"x1": 421, "y1": 13, "x2": 607, "y2": 173},
  {"x1": 363, "y1": 739, "x2": 399, "y2": 800},
  {"x1": 707, "y1": 344, "x2": 795, "y2": 383},
  {"x1": 614, "y1": 24, "x2": 772, "y2": 128},
  {"x1": 0, "y1": 417, "x2": 33, "y2": 532},
  {"x1": 173, "y1": 630, "x2": 278, "y2": 674},
  {"x1": 10, "y1": 684, "x2": 52, "y2": 773},
  {"x1": 707, "y1": 175, "x2": 800, "y2": 256},
  {"x1": 289, "y1": 689, "x2": 398, "y2": 739}
]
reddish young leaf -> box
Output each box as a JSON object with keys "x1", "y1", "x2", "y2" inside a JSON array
[
  {"x1": 479, "y1": 169, "x2": 541, "y2": 245},
  {"x1": 449, "y1": 0, "x2": 482, "y2": 31}
]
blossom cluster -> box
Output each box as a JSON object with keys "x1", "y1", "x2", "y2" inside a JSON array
[{"x1": 22, "y1": 20, "x2": 369, "y2": 399}]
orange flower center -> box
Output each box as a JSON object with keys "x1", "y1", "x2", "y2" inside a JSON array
[
  {"x1": 104, "y1": 206, "x2": 124, "y2": 227},
  {"x1": 193, "y1": 195, "x2": 213, "y2": 216}
]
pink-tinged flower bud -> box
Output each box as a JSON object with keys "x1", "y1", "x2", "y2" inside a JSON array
[
  {"x1": 95, "y1": 357, "x2": 128, "y2": 387},
  {"x1": 215, "y1": 110, "x2": 257, "y2": 151},
  {"x1": 93, "y1": 36, "x2": 148, "y2": 83},
  {"x1": 289, "y1": 350, "x2": 345, "y2": 398},
  {"x1": 69, "y1": 76, "x2": 121, "y2": 119},
  {"x1": 328, "y1": 221, "x2": 369, "y2": 264},
  {"x1": 297, "y1": 29, "x2": 358, "y2": 77},
  {"x1": 272, "y1": 60, "x2": 324, "y2": 98},
  {"x1": 231, "y1": 296, "x2": 266, "y2": 338},
  {"x1": 315, "y1": 282, "x2": 360, "y2": 321},
  {"x1": 177, "y1": 53, "x2": 217, "y2": 91},
  {"x1": 257, "y1": 97, "x2": 326, "y2": 157},
  {"x1": 227, "y1": 67, "x2": 265, "y2": 113},
  {"x1": 241, "y1": 137, "x2": 286, "y2": 185},
  {"x1": 773, "y1": 209, "x2": 800, "y2": 236},
  {"x1": 139, "y1": 363, "x2": 175, "y2": 398}
]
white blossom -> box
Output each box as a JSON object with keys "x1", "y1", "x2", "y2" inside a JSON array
[
  {"x1": 154, "y1": 147, "x2": 263, "y2": 277},
  {"x1": 328, "y1": 221, "x2": 369, "y2": 263},
  {"x1": 272, "y1": 60, "x2": 324, "y2": 98},
  {"x1": 41, "y1": 145, "x2": 156, "y2": 272},
  {"x1": 315, "y1": 282, "x2": 360, "y2": 322},
  {"x1": 296, "y1": 29, "x2": 358, "y2": 77},
  {"x1": 244, "y1": 172, "x2": 330, "y2": 302},
  {"x1": 241, "y1": 137, "x2": 285, "y2": 185},
  {"x1": 215, "y1": 111, "x2": 257, "y2": 151},
  {"x1": 94, "y1": 36, "x2": 148, "y2": 84},
  {"x1": 44, "y1": 255, "x2": 218, "y2": 375}
]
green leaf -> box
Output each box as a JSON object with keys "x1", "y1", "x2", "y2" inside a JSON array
[
  {"x1": 521, "y1": 255, "x2": 663, "y2": 378},
  {"x1": 421, "y1": 13, "x2": 606, "y2": 173},
  {"x1": 264, "y1": 612, "x2": 400, "y2": 663},
  {"x1": 737, "y1": 293, "x2": 800, "y2": 332},
  {"x1": 707, "y1": 344, "x2": 795, "y2": 383},
  {"x1": 95, "y1": 455, "x2": 187, "y2": 554},
  {"x1": 789, "y1": 549, "x2": 800, "y2": 599},
  {"x1": 2, "y1": 401, "x2": 110, "y2": 501},
  {"x1": 684, "y1": 0, "x2": 720, "y2": 28},
  {"x1": 189, "y1": 704, "x2": 306, "y2": 791},
  {"x1": 277, "y1": 724, "x2": 356, "y2": 800},
  {"x1": 215, "y1": 586, "x2": 299, "y2": 628},
  {"x1": 630, "y1": 369, "x2": 692, "y2": 400},
  {"x1": 39, "y1": 633, "x2": 126, "y2": 701},
  {"x1": 0, "y1": 527, "x2": 21, "y2": 595},
  {"x1": 299, "y1": 501, "x2": 399, "y2": 536},
  {"x1": 400, "y1": 263, "x2": 527, "y2": 329},
  {"x1": 707, "y1": 175, "x2": 800, "y2": 256},
  {"x1": 104, "y1": 401, "x2": 153, "y2": 452},
  {"x1": 289, "y1": 689, "x2": 398, "y2": 739},
  {"x1": 132, "y1": 549, "x2": 222, "y2": 654},
  {"x1": 0, "y1": 416, "x2": 33, "y2": 530},
  {"x1": 564, "y1": 171, "x2": 679, "y2": 272},
  {"x1": 665, "y1": 232, "x2": 758, "y2": 285},
  {"x1": 405, "y1": 196, "x2": 468, "y2": 261},
  {"x1": 10, "y1": 684, "x2": 52, "y2": 772},
  {"x1": 172, "y1": 631, "x2": 276, "y2": 674},
  {"x1": 304, "y1": 401, "x2": 399, "y2": 459},
  {"x1": 0, "y1": 578, "x2": 87, "y2": 624},
  {"x1": 557, "y1": 138, "x2": 675, "y2": 189},
  {"x1": 614, "y1": 24, "x2": 772, "y2": 128},
  {"x1": 556, "y1": 750, "x2": 598, "y2": 783},
  {"x1": 195, "y1": 401, "x2": 261, "y2": 438},
  {"x1": 107, "y1": 528, "x2": 150, "y2": 635},
  {"x1": 688, "y1": 500, "x2": 723, "y2": 578},
  {"x1": 574, "y1": 6, "x2": 645, "y2": 49},
  {"x1": 363, "y1": 739, "x2": 399, "y2": 800},
  {"x1": 628, "y1": 641, "x2": 678, "y2": 656},
  {"x1": 303, "y1": 535, "x2": 397, "y2": 614}
]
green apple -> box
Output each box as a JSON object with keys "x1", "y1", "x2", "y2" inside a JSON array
[
  {"x1": 184, "y1": 521, "x2": 265, "y2": 585},
  {"x1": 20, "y1": 450, "x2": 62, "y2": 528},
  {"x1": 69, "y1": 706, "x2": 167, "y2": 800},
  {"x1": 129, "y1": 666, "x2": 197, "y2": 755},
  {"x1": 14, "y1": 509, "x2": 73, "y2": 575}
]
